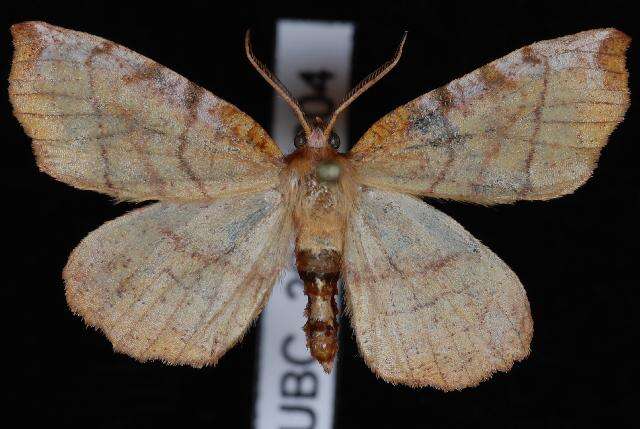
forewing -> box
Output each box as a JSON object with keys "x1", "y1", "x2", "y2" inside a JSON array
[
  {"x1": 10, "y1": 21, "x2": 282, "y2": 202},
  {"x1": 350, "y1": 29, "x2": 630, "y2": 204},
  {"x1": 343, "y1": 188, "x2": 532, "y2": 390},
  {"x1": 64, "y1": 189, "x2": 293, "y2": 366}
]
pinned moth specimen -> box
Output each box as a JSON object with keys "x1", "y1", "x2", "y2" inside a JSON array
[{"x1": 9, "y1": 21, "x2": 629, "y2": 390}]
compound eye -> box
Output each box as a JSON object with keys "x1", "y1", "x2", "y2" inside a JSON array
[
  {"x1": 329, "y1": 132, "x2": 340, "y2": 149},
  {"x1": 293, "y1": 129, "x2": 307, "y2": 148}
]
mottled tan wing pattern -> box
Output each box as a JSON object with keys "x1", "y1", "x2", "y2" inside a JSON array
[
  {"x1": 344, "y1": 188, "x2": 533, "y2": 390},
  {"x1": 10, "y1": 21, "x2": 629, "y2": 388},
  {"x1": 350, "y1": 29, "x2": 629, "y2": 204},
  {"x1": 10, "y1": 21, "x2": 282, "y2": 202},
  {"x1": 64, "y1": 190, "x2": 293, "y2": 366}
]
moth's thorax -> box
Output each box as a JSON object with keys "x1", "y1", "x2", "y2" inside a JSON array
[{"x1": 285, "y1": 145, "x2": 354, "y2": 258}]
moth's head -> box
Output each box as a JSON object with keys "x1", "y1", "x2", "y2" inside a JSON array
[
  {"x1": 293, "y1": 116, "x2": 341, "y2": 150},
  {"x1": 245, "y1": 30, "x2": 407, "y2": 152}
]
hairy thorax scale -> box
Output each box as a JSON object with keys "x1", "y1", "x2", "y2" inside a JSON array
[{"x1": 284, "y1": 135, "x2": 355, "y2": 372}]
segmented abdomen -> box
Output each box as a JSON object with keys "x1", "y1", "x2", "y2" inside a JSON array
[{"x1": 297, "y1": 249, "x2": 340, "y2": 373}]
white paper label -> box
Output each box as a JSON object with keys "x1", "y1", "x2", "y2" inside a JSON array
[{"x1": 254, "y1": 19, "x2": 354, "y2": 429}]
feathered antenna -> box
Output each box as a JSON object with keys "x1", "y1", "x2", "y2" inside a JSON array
[
  {"x1": 245, "y1": 30, "x2": 311, "y2": 136},
  {"x1": 324, "y1": 32, "x2": 408, "y2": 137}
]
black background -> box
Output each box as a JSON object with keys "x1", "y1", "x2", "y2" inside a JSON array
[{"x1": 3, "y1": 1, "x2": 638, "y2": 427}]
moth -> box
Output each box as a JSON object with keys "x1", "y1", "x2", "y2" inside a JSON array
[{"x1": 9, "y1": 21, "x2": 629, "y2": 390}]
